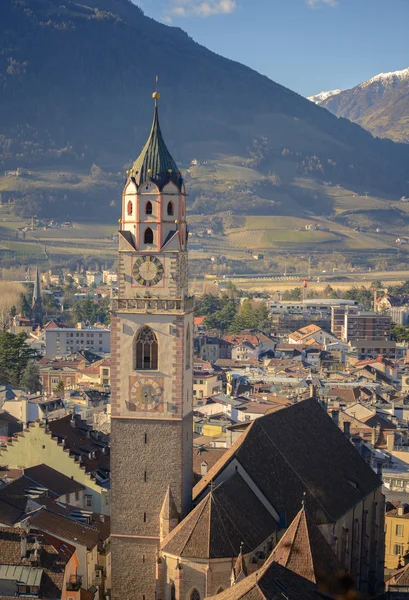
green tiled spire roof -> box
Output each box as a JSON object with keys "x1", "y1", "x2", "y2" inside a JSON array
[{"x1": 130, "y1": 94, "x2": 182, "y2": 190}]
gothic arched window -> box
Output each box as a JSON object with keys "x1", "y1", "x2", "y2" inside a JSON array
[
  {"x1": 135, "y1": 326, "x2": 158, "y2": 370},
  {"x1": 144, "y1": 227, "x2": 154, "y2": 244},
  {"x1": 127, "y1": 201, "x2": 133, "y2": 216},
  {"x1": 190, "y1": 589, "x2": 200, "y2": 600},
  {"x1": 167, "y1": 201, "x2": 174, "y2": 216},
  {"x1": 146, "y1": 201, "x2": 153, "y2": 215},
  {"x1": 186, "y1": 325, "x2": 191, "y2": 369}
]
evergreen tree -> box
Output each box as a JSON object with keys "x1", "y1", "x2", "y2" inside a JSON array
[
  {"x1": 20, "y1": 360, "x2": 42, "y2": 393},
  {"x1": 229, "y1": 300, "x2": 259, "y2": 333},
  {"x1": 10, "y1": 306, "x2": 17, "y2": 317},
  {"x1": 0, "y1": 332, "x2": 40, "y2": 386},
  {"x1": 19, "y1": 294, "x2": 32, "y2": 318}
]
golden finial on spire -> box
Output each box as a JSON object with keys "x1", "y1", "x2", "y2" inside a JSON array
[{"x1": 152, "y1": 75, "x2": 160, "y2": 101}]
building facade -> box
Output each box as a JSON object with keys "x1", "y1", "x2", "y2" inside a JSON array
[
  {"x1": 45, "y1": 324, "x2": 110, "y2": 356},
  {"x1": 110, "y1": 92, "x2": 194, "y2": 600}
]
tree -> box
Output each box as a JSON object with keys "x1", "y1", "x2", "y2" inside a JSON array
[
  {"x1": 19, "y1": 294, "x2": 32, "y2": 318},
  {"x1": 229, "y1": 300, "x2": 260, "y2": 333},
  {"x1": 0, "y1": 332, "x2": 40, "y2": 386},
  {"x1": 20, "y1": 360, "x2": 42, "y2": 393},
  {"x1": 55, "y1": 380, "x2": 65, "y2": 393},
  {"x1": 194, "y1": 294, "x2": 222, "y2": 317},
  {"x1": 282, "y1": 288, "x2": 301, "y2": 301}
]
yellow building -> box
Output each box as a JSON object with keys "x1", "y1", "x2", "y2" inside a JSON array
[{"x1": 385, "y1": 505, "x2": 409, "y2": 570}]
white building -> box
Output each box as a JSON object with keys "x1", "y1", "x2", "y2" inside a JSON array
[
  {"x1": 86, "y1": 271, "x2": 103, "y2": 286},
  {"x1": 102, "y1": 270, "x2": 118, "y2": 285},
  {"x1": 45, "y1": 324, "x2": 110, "y2": 357}
]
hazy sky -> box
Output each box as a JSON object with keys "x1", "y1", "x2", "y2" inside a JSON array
[{"x1": 136, "y1": 0, "x2": 409, "y2": 96}]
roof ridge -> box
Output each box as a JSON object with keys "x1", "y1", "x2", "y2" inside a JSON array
[{"x1": 192, "y1": 421, "x2": 256, "y2": 500}]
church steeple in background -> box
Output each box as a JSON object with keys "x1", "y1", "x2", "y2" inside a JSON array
[{"x1": 32, "y1": 265, "x2": 42, "y2": 326}]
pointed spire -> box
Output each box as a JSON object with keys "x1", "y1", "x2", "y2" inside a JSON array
[
  {"x1": 231, "y1": 542, "x2": 247, "y2": 584},
  {"x1": 160, "y1": 485, "x2": 179, "y2": 521},
  {"x1": 129, "y1": 86, "x2": 182, "y2": 190},
  {"x1": 32, "y1": 265, "x2": 42, "y2": 325},
  {"x1": 160, "y1": 485, "x2": 179, "y2": 541},
  {"x1": 269, "y1": 501, "x2": 342, "y2": 584},
  {"x1": 32, "y1": 265, "x2": 41, "y2": 308}
]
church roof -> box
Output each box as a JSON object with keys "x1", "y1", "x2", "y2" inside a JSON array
[
  {"x1": 193, "y1": 399, "x2": 381, "y2": 525},
  {"x1": 387, "y1": 562, "x2": 409, "y2": 588},
  {"x1": 161, "y1": 472, "x2": 277, "y2": 559},
  {"x1": 130, "y1": 96, "x2": 182, "y2": 190},
  {"x1": 270, "y1": 502, "x2": 342, "y2": 584},
  {"x1": 206, "y1": 560, "x2": 323, "y2": 600}
]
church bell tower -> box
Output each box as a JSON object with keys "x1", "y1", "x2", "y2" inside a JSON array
[{"x1": 110, "y1": 90, "x2": 193, "y2": 600}]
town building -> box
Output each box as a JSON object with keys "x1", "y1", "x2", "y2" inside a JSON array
[
  {"x1": 0, "y1": 414, "x2": 110, "y2": 513},
  {"x1": 45, "y1": 323, "x2": 110, "y2": 357}
]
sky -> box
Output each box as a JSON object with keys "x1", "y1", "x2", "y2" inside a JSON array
[{"x1": 135, "y1": 0, "x2": 409, "y2": 96}]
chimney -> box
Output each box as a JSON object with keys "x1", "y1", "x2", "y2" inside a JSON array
[
  {"x1": 201, "y1": 461, "x2": 208, "y2": 476},
  {"x1": 343, "y1": 421, "x2": 351, "y2": 440},
  {"x1": 387, "y1": 433, "x2": 395, "y2": 452},
  {"x1": 331, "y1": 410, "x2": 339, "y2": 427},
  {"x1": 398, "y1": 506, "x2": 405, "y2": 517}
]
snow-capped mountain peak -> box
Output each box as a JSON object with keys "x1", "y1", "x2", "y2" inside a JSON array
[
  {"x1": 308, "y1": 89, "x2": 342, "y2": 105},
  {"x1": 359, "y1": 67, "x2": 409, "y2": 89}
]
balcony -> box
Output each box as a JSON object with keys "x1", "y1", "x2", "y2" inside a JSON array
[
  {"x1": 66, "y1": 575, "x2": 82, "y2": 591},
  {"x1": 112, "y1": 296, "x2": 194, "y2": 314}
]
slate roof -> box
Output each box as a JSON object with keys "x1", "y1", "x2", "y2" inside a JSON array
[
  {"x1": 205, "y1": 560, "x2": 323, "y2": 600},
  {"x1": 130, "y1": 100, "x2": 182, "y2": 190},
  {"x1": 194, "y1": 399, "x2": 381, "y2": 525},
  {"x1": 162, "y1": 472, "x2": 277, "y2": 559},
  {"x1": 270, "y1": 504, "x2": 342, "y2": 584}
]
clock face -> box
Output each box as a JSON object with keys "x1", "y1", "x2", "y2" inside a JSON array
[
  {"x1": 129, "y1": 378, "x2": 162, "y2": 411},
  {"x1": 133, "y1": 255, "x2": 164, "y2": 286}
]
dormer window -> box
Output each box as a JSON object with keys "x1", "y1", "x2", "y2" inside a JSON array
[
  {"x1": 167, "y1": 201, "x2": 174, "y2": 216},
  {"x1": 146, "y1": 201, "x2": 153, "y2": 215},
  {"x1": 127, "y1": 201, "x2": 133, "y2": 216}
]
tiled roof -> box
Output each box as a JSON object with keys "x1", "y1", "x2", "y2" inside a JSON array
[
  {"x1": 0, "y1": 527, "x2": 70, "y2": 598},
  {"x1": 29, "y1": 508, "x2": 99, "y2": 550},
  {"x1": 270, "y1": 504, "x2": 342, "y2": 584},
  {"x1": 387, "y1": 562, "x2": 409, "y2": 587},
  {"x1": 205, "y1": 559, "x2": 323, "y2": 600},
  {"x1": 327, "y1": 387, "x2": 360, "y2": 403},
  {"x1": 24, "y1": 464, "x2": 85, "y2": 495},
  {"x1": 130, "y1": 101, "x2": 182, "y2": 190},
  {"x1": 162, "y1": 473, "x2": 277, "y2": 559},
  {"x1": 194, "y1": 399, "x2": 381, "y2": 524}
]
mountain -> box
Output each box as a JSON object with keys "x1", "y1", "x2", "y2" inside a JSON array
[
  {"x1": 313, "y1": 68, "x2": 409, "y2": 143},
  {"x1": 308, "y1": 90, "x2": 342, "y2": 105},
  {"x1": 1, "y1": 0, "x2": 409, "y2": 220}
]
